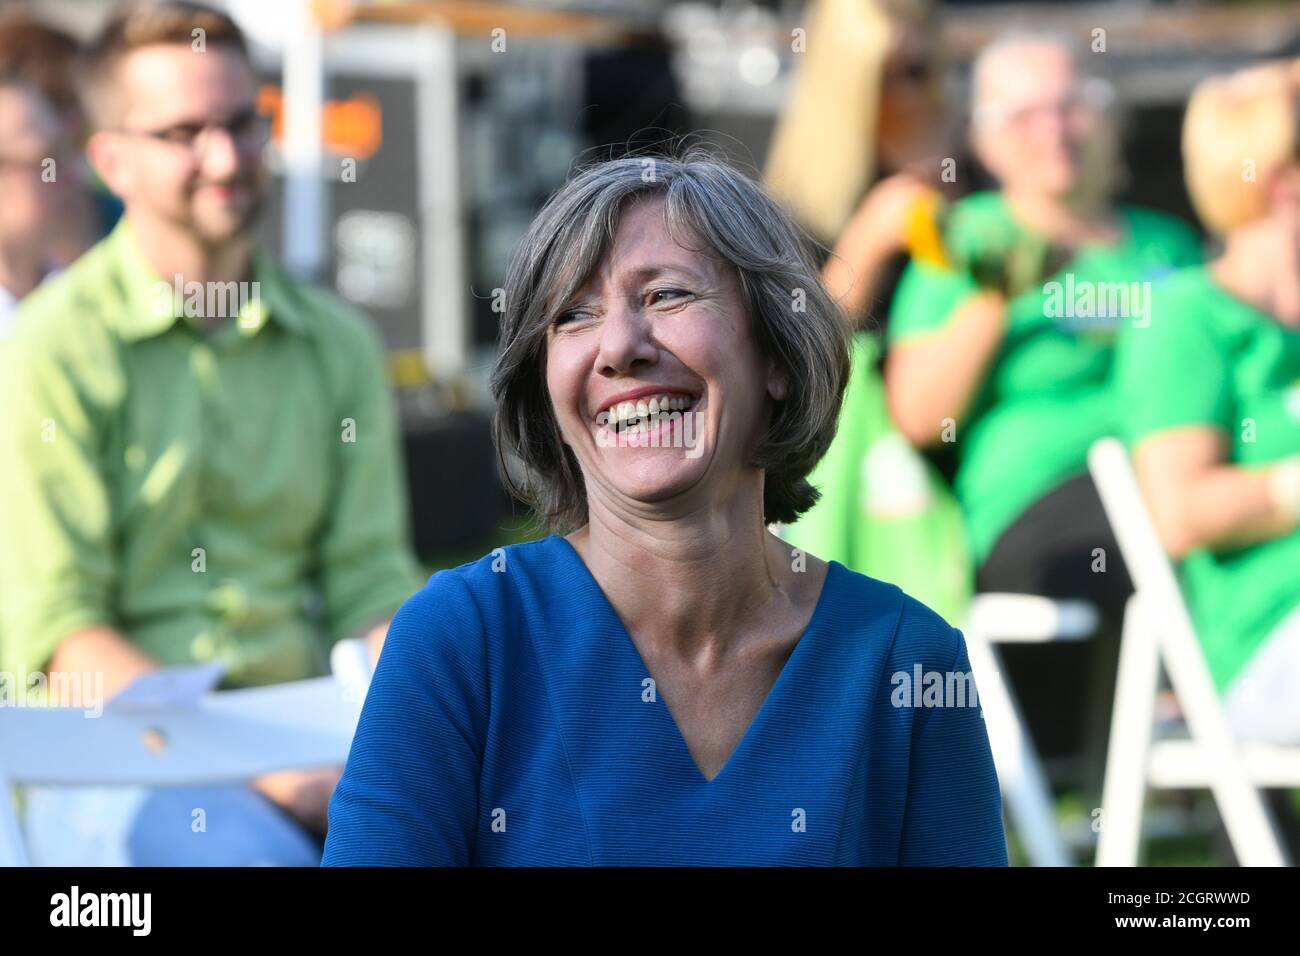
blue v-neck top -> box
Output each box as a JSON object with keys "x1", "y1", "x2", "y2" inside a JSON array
[{"x1": 322, "y1": 535, "x2": 1007, "y2": 866}]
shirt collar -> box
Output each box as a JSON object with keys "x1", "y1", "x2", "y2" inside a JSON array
[{"x1": 108, "y1": 217, "x2": 307, "y2": 342}]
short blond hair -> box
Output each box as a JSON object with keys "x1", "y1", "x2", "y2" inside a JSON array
[{"x1": 1183, "y1": 59, "x2": 1300, "y2": 234}]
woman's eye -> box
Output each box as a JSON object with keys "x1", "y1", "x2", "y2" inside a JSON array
[
  {"x1": 554, "y1": 309, "x2": 586, "y2": 327},
  {"x1": 650, "y1": 288, "x2": 691, "y2": 305}
]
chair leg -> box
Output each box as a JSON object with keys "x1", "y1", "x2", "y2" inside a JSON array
[
  {"x1": 965, "y1": 627, "x2": 1072, "y2": 866},
  {"x1": 1097, "y1": 594, "x2": 1159, "y2": 866},
  {"x1": 1159, "y1": 621, "x2": 1290, "y2": 865}
]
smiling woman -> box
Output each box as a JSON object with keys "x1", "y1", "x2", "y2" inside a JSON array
[
  {"x1": 492, "y1": 151, "x2": 852, "y2": 530},
  {"x1": 322, "y1": 149, "x2": 1009, "y2": 866}
]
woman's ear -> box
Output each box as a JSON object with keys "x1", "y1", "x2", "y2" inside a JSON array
[{"x1": 766, "y1": 360, "x2": 790, "y2": 401}]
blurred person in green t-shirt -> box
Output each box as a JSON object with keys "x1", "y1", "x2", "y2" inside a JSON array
[
  {"x1": 1116, "y1": 59, "x2": 1300, "y2": 744},
  {"x1": 885, "y1": 33, "x2": 1202, "y2": 626},
  {"x1": 772, "y1": 0, "x2": 973, "y2": 622},
  {"x1": 883, "y1": 33, "x2": 1203, "y2": 783}
]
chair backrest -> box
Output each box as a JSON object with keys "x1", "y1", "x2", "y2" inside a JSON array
[
  {"x1": 1087, "y1": 438, "x2": 1202, "y2": 645},
  {"x1": 1088, "y1": 442, "x2": 1298, "y2": 866},
  {"x1": 0, "y1": 666, "x2": 369, "y2": 866},
  {"x1": 1088, "y1": 437, "x2": 1264, "y2": 769}
]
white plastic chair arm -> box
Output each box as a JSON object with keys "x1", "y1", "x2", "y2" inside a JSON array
[{"x1": 967, "y1": 593, "x2": 1100, "y2": 643}]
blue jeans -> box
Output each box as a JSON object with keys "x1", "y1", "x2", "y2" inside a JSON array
[{"x1": 22, "y1": 783, "x2": 323, "y2": 866}]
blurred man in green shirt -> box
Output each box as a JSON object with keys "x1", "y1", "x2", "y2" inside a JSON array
[{"x1": 0, "y1": 1, "x2": 425, "y2": 864}]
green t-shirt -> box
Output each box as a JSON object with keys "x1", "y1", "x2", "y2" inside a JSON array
[
  {"x1": 1115, "y1": 266, "x2": 1300, "y2": 691},
  {"x1": 888, "y1": 191, "x2": 1203, "y2": 563}
]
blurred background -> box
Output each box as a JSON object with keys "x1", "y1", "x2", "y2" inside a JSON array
[{"x1": 21, "y1": 0, "x2": 1294, "y2": 567}]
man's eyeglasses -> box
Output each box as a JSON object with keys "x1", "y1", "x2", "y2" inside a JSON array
[
  {"x1": 973, "y1": 77, "x2": 1115, "y2": 132},
  {"x1": 112, "y1": 109, "x2": 272, "y2": 158}
]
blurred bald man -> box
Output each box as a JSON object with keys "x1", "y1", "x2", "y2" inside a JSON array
[{"x1": 0, "y1": 79, "x2": 61, "y2": 336}]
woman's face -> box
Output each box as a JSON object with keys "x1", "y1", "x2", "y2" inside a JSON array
[
  {"x1": 877, "y1": 26, "x2": 940, "y2": 160},
  {"x1": 544, "y1": 195, "x2": 787, "y2": 522}
]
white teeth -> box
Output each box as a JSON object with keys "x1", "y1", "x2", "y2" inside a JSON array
[{"x1": 598, "y1": 393, "x2": 696, "y2": 428}]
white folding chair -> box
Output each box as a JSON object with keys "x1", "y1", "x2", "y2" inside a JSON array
[
  {"x1": 0, "y1": 637, "x2": 375, "y2": 867},
  {"x1": 964, "y1": 593, "x2": 1099, "y2": 867},
  {"x1": 1088, "y1": 437, "x2": 1300, "y2": 866}
]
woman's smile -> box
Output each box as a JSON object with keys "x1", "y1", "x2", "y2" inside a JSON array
[{"x1": 593, "y1": 389, "x2": 705, "y2": 449}]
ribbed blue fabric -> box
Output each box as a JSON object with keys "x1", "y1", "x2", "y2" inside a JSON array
[{"x1": 322, "y1": 534, "x2": 1008, "y2": 866}]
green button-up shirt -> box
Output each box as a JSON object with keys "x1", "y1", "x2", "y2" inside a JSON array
[{"x1": 0, "y1": 219, "x2": 426, "y2": 687}]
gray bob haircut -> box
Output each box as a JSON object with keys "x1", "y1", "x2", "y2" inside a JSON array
[{"x1": 490, "y1": 147, "x2": 852, "y2": 533}]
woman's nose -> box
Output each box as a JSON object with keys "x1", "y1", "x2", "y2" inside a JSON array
[{"x1": 595, "y1": 301, "x2": 657, "y2": 374}]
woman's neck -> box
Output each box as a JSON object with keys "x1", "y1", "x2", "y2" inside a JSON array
[
  {"x1": 878, "y1": 122, "x2": 949, "y2": 179},
  {"x1": 569, "y1": 479, "x2": 798, "y2": 661}
]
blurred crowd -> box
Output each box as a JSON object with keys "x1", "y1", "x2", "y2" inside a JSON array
[
  {"x1": 1, "y1": 0, "x2": 1298, "y2": 865},
  {"x1": 772, "y1": 0, "x2": 1300, "y2": 780}
]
